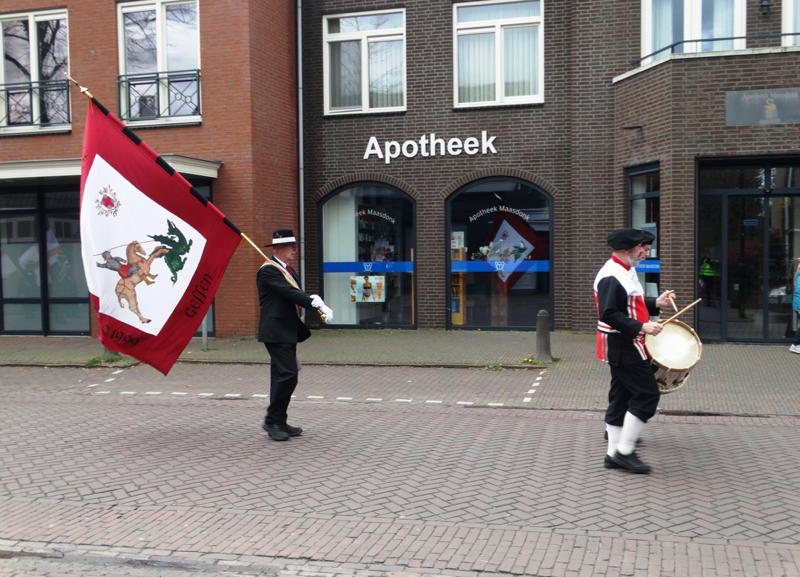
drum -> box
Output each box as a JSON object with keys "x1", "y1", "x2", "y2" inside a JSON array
[{"x1": 644, "y1": 320, "x2": 703, "y2": 395}]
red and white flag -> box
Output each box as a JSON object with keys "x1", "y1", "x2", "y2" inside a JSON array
[{"x1": 79, "y1": 99, "x2": 241, "y2": 375}]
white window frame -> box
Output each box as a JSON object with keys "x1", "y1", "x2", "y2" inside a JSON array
[
  {"x1": 783, "y1": 0, "x2": 800, "y2": 47},
  {"x1": 453, "y1": 0, "x2": 544, "y2": 108},
  {"x1": 640, "y1": 0, "x2": 746, "y2": 65},
  {"x1": 322, "y1": 9, "x2": 407, "y2": 116},
  {"x1": 117, "y1": 0, "x2": 201, "y2": 126},
  {"x1": 0, "y1": 9, "x2": 71, "y2": 134}
]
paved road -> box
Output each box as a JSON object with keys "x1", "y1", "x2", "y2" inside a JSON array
[{"x1": 2, "y1": 363, "x2": 800, "y2": 577}]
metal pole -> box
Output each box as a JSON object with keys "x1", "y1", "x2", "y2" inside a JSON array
[{"x1": 535, "y1": 309, "x2": 553, "y2": 362}]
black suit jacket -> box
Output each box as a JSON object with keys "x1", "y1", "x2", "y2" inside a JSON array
[{"x1": 257, "y1": 258, "x2": 314, "y2": 344}]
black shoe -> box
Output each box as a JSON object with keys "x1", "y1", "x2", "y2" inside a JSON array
[
  {"x1": 604, "y1": 431, "x2": 643, "y2": 445},
  {"x1": 610, "y1": 451, "x2": 651, "y2": 474},
  {"x1": 262, "y1": 423, "x2": 289, "y2": 441},
  {"x1": 604, "y1": 455, "x2": 623, "y2": 469},
  {"x1": 283, "y1": 424, "x2": 303, "y2": 437}
]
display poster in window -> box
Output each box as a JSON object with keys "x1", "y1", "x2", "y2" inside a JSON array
[
  {"x1": 451, "y1": 231, "x2": 465, "y2": 249},
  {"x1": 350, "y1": 275, "x2": 386, "y2": 302},
  {"x1": 471, "y1": 212, "x2": 549, "y2": 295}
]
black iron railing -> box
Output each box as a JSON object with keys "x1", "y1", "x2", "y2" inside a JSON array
[
  {"x1": 633, "y1": 32, "x2": 800, "y2": 67},
  {"x1": 0, "y1": 79, "x2": 71, "y2": 128},
  {"x1": 117, "y1": 69, "x2": 201, "y2": 121}
]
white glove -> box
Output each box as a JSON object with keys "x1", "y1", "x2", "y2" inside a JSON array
[
  {"x1": 319, "y1": 305, "x2": 333, "y2": 323},
  {"x1": 310, "y1": 294, "x2": 325, "y2": 309}
]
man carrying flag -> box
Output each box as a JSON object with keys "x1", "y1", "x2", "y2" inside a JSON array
[
  {"x1": 79, "y1": 93, "x2": 241, "y2": 375},
  {"x1": 258, "y1": 229, "x2": 333, "y2": 441}
]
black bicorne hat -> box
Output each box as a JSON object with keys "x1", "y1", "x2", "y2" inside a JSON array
[{"x1": 264, "y1": 229, "x2": 301, "y2": 247}]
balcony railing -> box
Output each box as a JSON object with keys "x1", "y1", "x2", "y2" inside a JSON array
[
  {"x1": 117, "y1": 69, "x2": 201, "y2": 122},
  {"x1": 0, "y1": 79, "x2": 71, "y2": 129},
  {"x1": 634, "y1": 32, "x2": 800, "y2": 67}
]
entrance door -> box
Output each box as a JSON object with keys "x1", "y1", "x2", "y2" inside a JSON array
[{"x1": 698, "y1": 192, "x2": 799, "y2": 342}]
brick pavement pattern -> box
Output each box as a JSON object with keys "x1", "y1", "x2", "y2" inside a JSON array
[{"x1": 2, "y1": 391, "x2": 800, "y2": 576}]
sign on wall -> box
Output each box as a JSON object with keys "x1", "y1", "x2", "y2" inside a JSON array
[
  {"x1": 350, "y1": 275, "x2": 386, "y2": 302},
  {"x1": 726, "y1": 88, "x2": 800, "y2": 126}
]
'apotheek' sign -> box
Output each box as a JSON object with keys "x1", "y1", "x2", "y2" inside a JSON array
[
  {"x1": 726, "y1": 88, "x2": 800, "y2": 126},
  {"x1": 364, "y1": 131, "x2": 498, "y2": 164}
]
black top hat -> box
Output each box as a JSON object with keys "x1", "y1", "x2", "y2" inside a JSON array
[
  {"x1": 607, "y1": 228, "x2": 655, "y2": 250},
  {"x1": 264, "y1": 229, "x2": 301, "y2": 247}
]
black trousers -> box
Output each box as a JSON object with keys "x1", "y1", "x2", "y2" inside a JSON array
[
  {"x1": 264, "y1": 342, "x2": 300, "y2": 425},
  {"x1": 606, "y1": 360, "x2": 660, "y2": 426}
]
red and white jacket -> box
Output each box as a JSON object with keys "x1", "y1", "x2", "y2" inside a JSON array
[{"x1": 593, "y1": 256, "x2": 659, "y2": 366}]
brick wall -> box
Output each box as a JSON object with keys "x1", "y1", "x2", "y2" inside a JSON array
[{"x1": 301, "y1": 0, "x2": 642, "y2": 332}]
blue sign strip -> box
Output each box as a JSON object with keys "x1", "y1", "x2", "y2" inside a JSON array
[
  {"x1": 323, "y1": 261, "x2": 415, "y2": 273},
  {"x1": 451, "y1": 261, "x2": 550, "y2": 273},
  {"x1": 636, "y1": 260, "x2": 660, "y2": 273}
]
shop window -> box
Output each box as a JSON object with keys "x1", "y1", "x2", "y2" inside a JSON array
[
  {"x1": 641, "y1": 0, "x2": 746, "y2": 64},
  {"x1": 0, "y1": 180, "x2": 90, "y2": 334},
  {"x1": 628, "y1": 166, "x2": 661, "y2": 298},
  {"x1": 323, "y1": 10, "x2": 405, "y2": 115},
  {"x1": 447, "y1": 178, "x2": 551, "y2": 329},
  {"x1": 453, "y1": 0, "x2": 543, "y2": 107},
  {"x1": 320, "y1": 184, "x2": 415, "y2": 327},
  {"x1": 0, "y1": 10, "x2": 70, "y2": 132},
  {"x1": 118, "y1": 0, "x2": 200, "y2": 123}
]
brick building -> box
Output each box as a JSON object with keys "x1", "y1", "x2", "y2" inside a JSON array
[
  {"x1": 301, "y1": 0, "x2": 800, "y2": 344},
  {"x1": 0, "y1": 0, "x2": 297, "y2": 338},
  {"x1": 2, "y1": 0, "x2": 800, "y2": 345}
]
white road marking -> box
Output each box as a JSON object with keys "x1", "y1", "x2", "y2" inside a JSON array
[
  {"x1": 120, "y1": 392, "x2": 135, "y2": 395},
  {"x1": 527, "y1": 389, "x2": 537, "y2": 394},
  {"x1": 456, "y1": 401, "x2": 473, "y2": 405},
  {"x1": 171, "y1": 392, "x2": 187, "y2": 396},
  {"x1": 426, "y1": 400, "x2": 442, "y2": 404},
  {"x1": 104, "y1": 378, "x2": 115, "y2": 383},
  {"x1": 145, "y1": 392, "x2": 161, "y2": 395},
  {"x1": 251, "y1": 394, "x2": 268, "y2": 398},
  {"x1": 88, "y1": 384, "x2": 99, "y2": 388},
  {"x1": 536, "y1": 377, "x2": 543, "y2": 381},
  {"x1": 366, "y1": 398, "x2": 382, "y2": 401},
  {"x1": 223, "y1": 394, "x2": 240, "y2": 398},
  {"x1": 488, "y1": 403, "x2": 504, "y2": 406},
  {"x1": 396, "y1": 399, "x2": 412, "y2": 403},
  {"x1": 112, "y1": 370, "x2": 124, "y2": 375},
  {"x1": 336, "y1": 397, "x2": 352, "y2": 401},
  {"x1": 523, "y1": 397, "x2": 531, "y2": 403},
  {"x1": 95, "y1": 391, "x2": 110, "y2": 395},
  {"x1": 308, "y1": 395, "x2": 324, "y2": 399},
  {"x1": 198, "y1": 393, "x2": 213, "y2": 397}
]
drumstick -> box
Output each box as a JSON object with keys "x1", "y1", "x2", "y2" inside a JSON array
[
  {"x1": 668, "y1": 294, "x2": 678, "y2": 312},
  {"x1": 659, "y1": 298, "x2": 702, "y2": 326}
]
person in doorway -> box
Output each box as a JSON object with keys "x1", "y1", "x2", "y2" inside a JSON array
[
  {"x1": 791, "y1": 258, "x2": 800, "y2": 354},
  {"x1": 258, "y1": 229, "x2": 333, "y2": 441},
  {"x1": 594, "y1": 228, "x2": 675, "y2": 474}
]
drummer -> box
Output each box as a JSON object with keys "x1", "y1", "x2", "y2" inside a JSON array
[{"x1": 594, "y1": 228, "x2": 675, "y2": 474}]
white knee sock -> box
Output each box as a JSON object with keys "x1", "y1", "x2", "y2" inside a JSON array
[
  {"x1": 606, "y1": 424, "x2": 622, "y2": 457},
  {"x1": 617, "y1": 412, "x2": 646, "y2": 455}
]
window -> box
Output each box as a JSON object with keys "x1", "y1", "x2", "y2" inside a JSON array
[
  {"x1": 783, "y1": 0, "x2": 800, "y2": 47},
  {"x1": 0, "y1": 10, "x2": 70, "y2": 131},
  {"x1": 641, "y1": 0, "x2": 746, "y2": 63},
  {"x1": 453, "y1": 0, "x2": 543, "y2": 107},
  {"x1": 628, "y1": 165, "x2": 660, "y2": 298},
  {"x1": 447, "y1": 178, "x2": 552, "y2": 328},
  {"x1": 320, "y1": 184, "x2": 415, "y2": 326},
  {"x1": 323, "y1": 10, "x2": 405, "y2": 115},
  {"x1": 118, "y1": 0, "x2": 200, "y2": 122}
]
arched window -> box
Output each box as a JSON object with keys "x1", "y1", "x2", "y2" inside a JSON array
[
  {"x1": 319, "y1": 183, "x2": 415, "y2": 327},
  {"x1": 447, "y1": 177, "x2": 552, "y2": 328}
]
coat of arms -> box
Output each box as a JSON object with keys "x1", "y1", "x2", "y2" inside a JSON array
[{"x1": 96, "y1": 186, "x2": 121, "y2": 217}]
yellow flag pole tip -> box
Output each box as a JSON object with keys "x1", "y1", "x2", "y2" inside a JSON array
[{"x1": 65, "y1": 73, "x2": 93, "y2": 99}]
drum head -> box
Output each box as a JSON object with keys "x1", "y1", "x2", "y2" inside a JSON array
[{"x1": 644, "y1": 320, "x2": 702, "y2": 371}]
